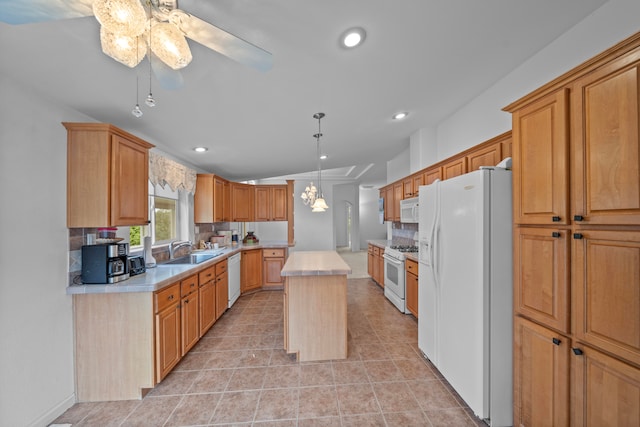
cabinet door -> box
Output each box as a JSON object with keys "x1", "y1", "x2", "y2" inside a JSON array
[
  {"x1": 110, "y1": 134, "x2": 149, "y2": 225},
  {"x1": 194, "y1": 175, "x2": 214, "y2": 223},
  {"x1": 255, "y1": 186, "x2": 271, "y2": 221},
  {"x1": 384, "y1": 186, "x2": 394, "y2": 221},
  {"x1": 241, "y1": 249, "x2": 263, "y2": 293},
  {"x1": 271, "y1": 186, "x2": 288, "y2": 221},
  {"x1": 441, "y1": 157, "x2": 467, "y2": 180},
  {"x1": 573, "y1": 230, "x2": 640, "y2": 366},
  {"x1": 572, "y1": 343, "x2": 640, "y2": 427},
  {"x1": 393, "y1": 183, "x2": 403, "y2": 221},
  {"x1": 216, "y1": 270, "x2": 228, "y2": 319},
  {"x1": 513, "y1": 317, "x2": 569, "y2": 427},
  {"x1": 232, "y1": 184, "x2": 254, "y2": 222},
  {"x1": 514, "y1": 227, "x2": 570, "y2": 333},
  {"x1": 213, "y1": 177, "x2": 225, "y2": 222},
  {"x1": 467, "y1": 142, "x2": 502, "y2": 172},
  {"x1": 181, "y1": 291, "x2": 199, "y2": 355},
  {"x1": 412, "y1": 174, "x2": 423, "y2": 195},
  {"x1": 406, "y1": 272, "x2": 418, "y2": 318},
  {"x1": 403, "y1": 177, "x2": 414, "y2": 199},
  {"x1": 263, "y1": 257, "x2": 284, "y2": 288},
  {"x1": 155, "y1": 302, "x2": 181, "y2": 382},
  {"x1": 367, "y1": 245, "x2": 374, "y2": 277},
  {"x1": 571, "y1": 54, "x2": 640, "y2": 225},
  {"x1": 223, "y1": 181, "x2": 231, "y2": 221},
  {"x1": 199, "y1": 281, "x2": 216, "y2": 337},
  {"x1": 423, "y1": 168, "x2": 441, "y2": 185},
  {"x1": 512, "y1": 89, "x2": 569, "y2": 225},
  {"x1": 376, "y1": 250, "x2": 385, "y2": 287}
]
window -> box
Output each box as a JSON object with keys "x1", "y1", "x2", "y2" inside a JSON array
[{"x1": 129, "y1": 182, "x2": 193, "y2": 249}]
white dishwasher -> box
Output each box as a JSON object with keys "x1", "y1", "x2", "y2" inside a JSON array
[{"x1": 228, "y1": 252, "x2": 241, "y2": 308}]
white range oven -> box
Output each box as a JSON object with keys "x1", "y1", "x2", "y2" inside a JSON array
[{"x1": 383, "y1": 245, "x2": 418, "y2": 314}]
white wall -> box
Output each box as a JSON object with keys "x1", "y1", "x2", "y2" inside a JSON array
[
  {"x1": 434, "y1": 0, "x2": 640, "y2": 160},
  {"x1": 291, "y1": 180, "x2": 335, "y2": 251},
  {"x1": 333, "y1": 183, "x2": 360, "y2": 250},
  {"x1": 359, "y1": 187, "x2": 387, "y2": 249},
  {"x1": 0, "y1": 74, "x2": 92, "y2": 426},
  {"x1": 386, "y1": 148, "x2": 410, "y2": 183}
]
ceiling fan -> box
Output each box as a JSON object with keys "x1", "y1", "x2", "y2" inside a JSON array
[{"x1": 0, "y1": 0, "x2": 272, "y2": 87}]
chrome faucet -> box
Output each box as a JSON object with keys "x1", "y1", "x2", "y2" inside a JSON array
[{"x1": 169, "y1": 240, "x2": 192, "y2": 259}]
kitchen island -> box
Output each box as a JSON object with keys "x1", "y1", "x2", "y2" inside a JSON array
[{"x1": 281, "y1": 250, "x2": 351, "y2": 362}]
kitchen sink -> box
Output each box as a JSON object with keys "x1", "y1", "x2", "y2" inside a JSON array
[{"x1": 161, "y1": 252, "x2": 221, "y2": 265}]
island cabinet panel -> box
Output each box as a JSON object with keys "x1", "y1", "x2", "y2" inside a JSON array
[
  {"x1": 513, "y1": 317, "x2": 570, "y2": 427},
  {"x1": 284, "y1": 275, "x2": 347, "y2": 362},
  {"x1": 65, "y1": 122, "x2": 154, "y2": 227},
  {"x1": 512, "y1": 89, "x2": 569, "y2": 225},
  {"x1": 74, "y1": 292, "x2": 154, "y2": 402},
  {"x1": 571, "y1": 54, "x2": 640, "y2": 225}
]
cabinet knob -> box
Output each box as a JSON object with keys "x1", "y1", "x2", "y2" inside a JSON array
[
  {"x1": 552, "y1": 232, "x2": 561, "y2": 238},
  {"x1": 573, "y1": 233, "x2": 584, "y2": 240},
  {"x1": 574, "y1": 215, "x2": 584, "y2": 221},
  {"x1": 168, "y1": 295, "x2": 174, "y2": 301},
  {"x1": 552, "y1": 338, "x2": 561, "y2": 346},
  {"x1": 552, "y1": 216, "x2": 561, "y2": 222},
  {"x1": 572, "y1": 348, "x2": 584, "y2": 356}
]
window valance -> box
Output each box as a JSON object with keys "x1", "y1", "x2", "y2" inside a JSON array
[{"x1": 149, "y1": 151, "x2": 197, "y2": 194}]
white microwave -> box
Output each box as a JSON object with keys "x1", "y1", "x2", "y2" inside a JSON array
[{"x1": 400, "y1": 197, "x2": 419, "y2": 223}]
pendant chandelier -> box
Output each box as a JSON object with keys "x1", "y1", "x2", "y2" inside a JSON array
[{"x1": 301, "y1": 112, "x2": 329, "y2": 212}]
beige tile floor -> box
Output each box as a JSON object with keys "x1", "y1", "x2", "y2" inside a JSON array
[{"x1": 52, "y1": 277, "x2": 484, "y2": 426}]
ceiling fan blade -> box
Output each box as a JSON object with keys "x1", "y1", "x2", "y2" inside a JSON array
[
  {"x1": 170, "y1": 10, "x2": 272, "y2": 72},
  {"x1": 149, "y1": 51, "x2": 185, "y2": 90},
  {"x1": 0, "y1": 0, "x2": 94, "y2": 24}
]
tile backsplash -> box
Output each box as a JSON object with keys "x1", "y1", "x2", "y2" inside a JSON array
[{"x1": 390, "y1": 222, "x2": 419, "y2": 245}]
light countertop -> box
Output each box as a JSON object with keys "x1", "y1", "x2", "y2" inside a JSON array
[
  {"x1": 281, "y1": 250, "x2": 351, "y2": 276},
  {"x1": 67, "y1": 241, "x2": 289, "y2": 295}
]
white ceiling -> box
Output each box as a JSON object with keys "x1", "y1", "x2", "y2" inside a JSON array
[{"x1": 0, "y1": 0, "x2": 607, "y2": 187}]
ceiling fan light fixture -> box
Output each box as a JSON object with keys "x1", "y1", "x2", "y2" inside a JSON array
[
  {"x1": 148, "y1": 21, "x2": 193, "y2": 70},
  {"x1": 99, "y1": 27, "x2": 146, "y2": 67},
  {"x1": 93, "y1": 0, "x2": 147, "y2": 37}
]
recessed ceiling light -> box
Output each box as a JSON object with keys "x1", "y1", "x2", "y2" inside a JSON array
[
  {"x1": 320, "y1": 154, "x2": 328, "y2": 160},
  {"x1": 193, "y1": 147, "x2": 208, "y2": 152},
  {"x1": 392, "y1": 112, "x2": 408, "y2": 120},
  {"x1": 340, "y1": 27, "x2": 366, "y2": 48}
]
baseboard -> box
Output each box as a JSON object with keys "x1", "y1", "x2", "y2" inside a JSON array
[{"x1": 28, "y1": 393, "x2": 76, "y2": 427}]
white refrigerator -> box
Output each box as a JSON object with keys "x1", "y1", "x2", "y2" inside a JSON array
[{"x1": 418, "y1": 167, "x2": 513, "y2": 426}]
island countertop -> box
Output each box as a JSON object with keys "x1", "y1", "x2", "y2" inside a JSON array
[{"x1": 280, "y1": 250, "x2": 351, "y2": 276}]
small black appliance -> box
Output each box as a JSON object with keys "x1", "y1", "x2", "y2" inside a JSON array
[{"x1": 81, "y1": 243, "x2": 130, "y2": 284}]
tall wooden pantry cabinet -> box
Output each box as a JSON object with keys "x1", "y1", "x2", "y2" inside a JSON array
[{"x1": 504, "y1": 32, "x2": 640, "y2": 427}]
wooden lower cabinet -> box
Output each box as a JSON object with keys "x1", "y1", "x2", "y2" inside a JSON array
[
  {"x1": 241, "y1": 248, "x2": 263, "y2": 293},
  {"x1": 376, "y1": 247, "x2": 385, "y2": 287},
  {"x1": 154, "y1": 282, "x2": 182, "y2": 383},
  {"x1": 367, "y1": 245, "x2": 374, "y2": 277},
  {"x1": 216, "y1": 268, "x2": 228, "y2": 319},
  {"x1": 513, "y1": 316, "x2": 570, "y2": 427},
  {"x1": 263, "y1": 248, "x2": 286, "y2": 288},
  {"x1": 367, "y1": 244, "x2": 385, "y2": 287},
  {"x1": 572, "y1": 343, "x2": 640, "y2": 427},
  {"x1": 199, "y1": 279, "x2": 216, "y2": 337},
  {"x1": 405, "y1": 259, "x2": 418, "y2": 318}
]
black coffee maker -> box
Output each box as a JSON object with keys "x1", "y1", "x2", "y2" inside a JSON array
[{"x1": 81, "y1": 243, "x2": 130, "y2": 284}]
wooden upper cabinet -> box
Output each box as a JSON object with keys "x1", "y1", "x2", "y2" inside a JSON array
[
  {"x1": 512, "y1": 89, "x2": 569, "y2": 225},
  {"x1": 213, "y1": 177, "x2": 226, "y2": 222},
  {"x1": 514, "y1": 316, "x2": 570, "y2": 427},
  {"x1": 514, "y1": 227, "x2": 570, "y2": 333},
  {"x1": 231, "y1": 183, "x2": 254, "y2": 222},
  {"x1": 402, "y1": 177, "x2": 414, "y2": 199},
  {"x1": 412, "y1": 173, "x2": 423, "y2": 196},
  {"x1": 384, "y1": 186, "x2": 393, "y2": 221},
  {"x1": 571, "y1": 51, "x2": 640, "y2": 225},
  {"x1": 441, "y1": 157, "x2": 467, "y2": 180},
  {"x1": 423, "y1": 167, "x2": 441, "y2": 185},
  {"x1": 393, "y1": 182, "x2": 403, "y2": 221},
  {"x1": 255, "y1": 185, "x2": 288, "y2": 221},
  {"x1": 65, "y1": 123, "x2": 154, "y2": 227},
  {"x1": 194, "y1": 174, "x2": 229, "y2": 223},
  {"x1": 467, "y1": 141, "x2": 503, "y2": 172},
  {"x1": 573, "y1": 230, "x2": 640, "y2": 366}
]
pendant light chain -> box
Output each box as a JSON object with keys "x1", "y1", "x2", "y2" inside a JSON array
[
  {"x1": 145, "y1": 1, "x2": 156, "y2": 108},
  {"x1": 132, "y1": 36, "x2": 143, "y2": 117}
]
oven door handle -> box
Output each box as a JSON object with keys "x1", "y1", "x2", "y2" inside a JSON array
[{"x1": 382, "y1": 254, "x2": 403, "y2": 265}]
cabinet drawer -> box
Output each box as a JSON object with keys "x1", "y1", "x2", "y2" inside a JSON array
[
  {"x1": 155, "y1": 282, "x2": 180, "y2": 313},
  {"x1": 263, "y1": 248, "x2": 285, "y2": 258},
  {"x1": 180, "y1": 274, "x2": 198, "y2": 296},
  {"x1": 405, "y1": 259, "x2": 418, "y2": 274},
  {"x1": 198, "y1": 266, "x2": 215, "y2": 284},
  {"x1": 216, "y1": 259, "x2": 228, "y2": 276},
  {"x1": 368, "y1": 244, "x2": 374, "y2": 254},
  {"x1": 373, "y1": 246, "x2": 380, "y2": 256}
]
